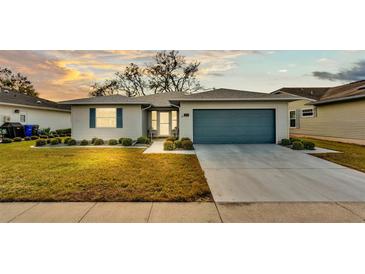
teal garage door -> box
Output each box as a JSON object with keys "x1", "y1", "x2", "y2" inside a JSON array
[{"x1": 193, "y1": 109, "x2": 276, "y2": 144}]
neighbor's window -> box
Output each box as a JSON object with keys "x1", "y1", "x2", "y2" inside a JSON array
[
  {"x1": 20, "y1": 114, "x2": 26, "y2": 123},
  {"x1": 289, "y1": 110, "x2": 296, "y2": 128},
  {"x1": 301, "y1": 108, "x2": 314, "y2": 118},
  {"x1": 96, "y1": 108, "x2": 116, "y2": 128},
  {"x1": 151, "y1": 111, "x2": 157, "y2": 130},
  {"x1": 172, "y1": 111, "x2": 177, "y2": 129}
]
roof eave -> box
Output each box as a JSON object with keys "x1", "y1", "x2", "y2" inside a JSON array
[
  {"x1": 170, "y1": 97, "x2": 303, "y2": 103},
  {"x1": 0, "y1": 102, "x2": 71, "y2": 112},
  {"x1": 311, "y1": 94, "x2": 365, "y2": 105},
  {"x1": 59, "y1": 101, "x2": 149, "y2": 105}
]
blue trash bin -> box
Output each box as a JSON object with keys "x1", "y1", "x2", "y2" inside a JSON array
[{"x1": 24, "y1": 125, "x2": 33, "y2": 137}]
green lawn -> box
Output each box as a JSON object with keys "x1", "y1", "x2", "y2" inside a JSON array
[
  {"x1": 302, "y1": 138, "x2": 365, "y2": 173},
  {"x1": 0, "y1": 141, "x2": 212, "y2": 202}
]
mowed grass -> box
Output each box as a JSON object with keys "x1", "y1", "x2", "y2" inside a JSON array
[
  {"x1": 0, "y1": 141, "x2": 212, "y2": 202},
  {"x1": 302, "y1": 137, "x2": 365, "y2": 173}
]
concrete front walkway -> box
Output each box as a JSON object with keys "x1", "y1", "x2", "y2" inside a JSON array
[
  {"x1": 143, "y1": 139, "x2": 195, "y2": 154},
  {"x1": 195, "y1": 144, "x2": 365, "y2": 202},
  {"x1": 1, "y1": 202, "x2": 365, "y2": 223}
]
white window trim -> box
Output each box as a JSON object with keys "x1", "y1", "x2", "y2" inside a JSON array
[
  {"x1": 301, "y1": 108, "x2": 315, "y2": 118},
  {"x1": 19, "y1": 112, "x2": 27, "y2": 123},
  {"x1": 289, "y1": 110, "x2": 297, "y2": 128}
]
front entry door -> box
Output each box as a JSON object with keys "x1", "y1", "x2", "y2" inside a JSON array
[{"x1": 159, "y1": 112, "x2": 170, "y2": 136}]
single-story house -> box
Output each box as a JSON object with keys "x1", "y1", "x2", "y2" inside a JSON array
[
  {"x1": 273, "y1": 80, "x2": 365, "y2": 145},
  {"x1": 60, "y1": 88, "x2": 298, "y2": 144},
  {"x1": 0, "y1": 88, "x2": 71, "y2": 130}
]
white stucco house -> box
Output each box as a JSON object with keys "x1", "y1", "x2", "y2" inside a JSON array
[
  {"x1": 0, "y1": 88, "x2": 71, "y2": 130},
  {"x1": 60, "y1": 88, "x2": 299, "y2": 143}
]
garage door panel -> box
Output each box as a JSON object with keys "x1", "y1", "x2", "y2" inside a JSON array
[{"x1": 193, "y1": 109, "x2": 275, "y2": 144}]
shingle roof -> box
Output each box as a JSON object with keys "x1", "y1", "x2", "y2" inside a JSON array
[
  {"x1": 0, "y1": 88, "x2": 70, "y2": 111},
  {"x1": 60, "y1": 88, "x2": 300, "y2": 107},
  {"x1": 273, "y1": 80, "x2": 365, "y2": 104}
]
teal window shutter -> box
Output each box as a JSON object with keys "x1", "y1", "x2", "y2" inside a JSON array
[
  {"x1": 89, "y1": 108, "x2": 96, "y2": 128},
  {"x1": 116, "y1": 108, "x2": 123, "y2": 128}
]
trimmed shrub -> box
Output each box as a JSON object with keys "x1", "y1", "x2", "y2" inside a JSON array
[
  {"x1": 280, "y1": 138, "x2": 291, "y2": 146},
  {"x1": 2, "y1": 138, "x2": 12, "y2": 144},
  {"x1": 166, "y1": 136, "x2": 177, "y2": 142},
  {"x1": 290, "y1": 137, "x2": 301, "y2": 143},
  {"x1": 35, "y1": 139, "x2": 46, "y2": 146},
  {"x1": 109, "y1": 139, "x2": 118, "y2": 145},
  {"x1": 80, "y1": 139, "x2": 89, "y2": 146},
  {"x1": 164, "y1": 141, "x2": 174, "y2": 151},
  {"x1": 56, "y1": 137, "x2": 62, "y2": 143},
  {"x1": 64, "y1": 137, "x2": 72, "y2": 144},
  {"x1": 94, "y1": 139, "x2": 104, "y2": 146},
  {"x1": 67, "y1": 139, "x2": 77, "y2": 146},
  {"x1": 31, "y1": 135, "x2": 39, "y2": 140},
  {"x1": 118, "y1": 137, "x2": 125, "y2": 144},
  {"x1": 292, "y1": 141, "x2": 304, "y2": 150},
  {"x1": 181, "y1": 139, "x2": 194, "y2": 150},
  {"x1": 180, "y1": 137, "x2": 191, "y2": 142},
  {"x1": 174, "y1": 140, "x2": 182, "y2": 149},
  {"x1": 13, "y1": 137, "x2": 22, "y2": 142},
  {"x1": 137, "y1": 136, "x2": 150, "y2": 144},
  {"x1": 24, "y1": 136, "x2": 31, "y2": 141},
  {"x1": 55, "y1": 128, "x2": 71, "y2": 135},
  {"x1": 50, "y1": 139, "x2": 59, "y2": 145},
  {"x1": 121, "y1": 138, "x2": 133, "y2": 146},
  {"x1": 39, "y1": 135, "x2": 48, "y2": 139},
  {"x1": 91, "y1": 137, "x2": 98, "y2": 144},
  {"x1": 303, "y1": 141, "x2": 315, "y2": 150}
]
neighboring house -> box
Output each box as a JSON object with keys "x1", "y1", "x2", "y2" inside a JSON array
[
  {"x1": 60, "y1": 88, "x2": 298, "y2": 144},
  {"x1": 0, "y1": 88, "x2": 71, "y2": 130},
  {"x1": 273, "y1": 80, "x2": 365, "y2": 145}
]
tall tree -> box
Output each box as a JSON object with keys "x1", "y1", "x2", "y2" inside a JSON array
[
  {"x1": 90, "y1": 51, "x2": 201, "y2": 97},
  {"x1": 0, "y1": 67, "x2": 38, "y2": 96}
]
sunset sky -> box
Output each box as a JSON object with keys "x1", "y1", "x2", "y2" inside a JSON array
[{"x1": 1, "y1": 50, "x2": 365, "y2": 101}]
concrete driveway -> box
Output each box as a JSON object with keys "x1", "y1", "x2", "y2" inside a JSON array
[{"x1": 194, "y1": 144, "x2": 365, "y2": 202}]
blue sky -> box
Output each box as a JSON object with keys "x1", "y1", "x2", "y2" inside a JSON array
[{"x1": 0, "y1": 50, "x2": 365, "y2": 101}]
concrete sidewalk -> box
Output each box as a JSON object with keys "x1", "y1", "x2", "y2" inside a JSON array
[{"x1": 1, "y1": 202, "x2": 365, "y2": 223}]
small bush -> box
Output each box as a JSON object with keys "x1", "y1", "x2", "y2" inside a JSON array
[
  {"x1": 35, "y1": 139, "x2": 46, "y2": 146},
  {"x1": 137, "y1": 136, "x2": 150, "y2": 144},
  {"x1": 50, "y1": 139, "x2": 59, "y2": 145},
  {"x1": 91, "y1": 137, "x2": 98, "y2": 144},
  {"x1": 2, "y1": 138, "x2": 12, "y2": 144},
  {"x1": 180, "y1": 137, "x2": 191, "y2": 142},
  {"x1": 55, "y1": 128, "x2": 71, "y2": 135},
  {"x1": 80, "y1": 139, "x2": 89, "y2": 146},
  {"x1": 56, "y1": 137, "x2": 62, "y2": 143},
  {"x1": 64, "y1": 137, "x2": 72, "y2": 144},
  {"x1": 67, "y1": 139, "x2": 77, "y2": 146},
  {"x1": 24, "y1": 136, "x2": 31, "y2": 141},
  {"x1": 39, "y1": 135, "x2": 48, "y2": 139},
  {"x1": 118, "y1": 137, "x2": 125, "y2": 144},
  {"x1": 290, "y1": 137, "x2": 301, "y2": 143},
  {"x1": 164, "y1": 141, "x2": 174, "y2": 151},
  {"x1": 174, "y1": 140, "x2": 182, "y2": 149},
  {"x1": 13, "y1": 137, "x2": 22, "y2": 142},
  {"x1": 94, "y1": 139, "x2": 104, "y2": 145},
  {"x1": 292, "y1": 141, "x2": 304, "y2": 150},
  {"x1": 181, "y1": 140, "x2": 194, "y2": 150},
  {"x1": 109, "y1": 139, "x2": 118, "y2": 145},
  {"x1": 280, "y1": 138, "x2": 291, "y2": 146},
  {"x1": 166, "y1": 136, "x2": 177, "y2": 142},
  {"x1": 122, "y1": 138, "x2": 133, "y2": 146},
  {"x1": 303, "y1": 141, "x2": 315, "y2": 150},
  {"x1": 31, "y1": 135, "x2": 39, "y2": 140}
]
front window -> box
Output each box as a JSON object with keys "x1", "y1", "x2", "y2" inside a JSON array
[
  {"x1": 151, "y1": 111, "x2": 157, "y2": 130},
  {"x1": 20, "y1": 114, "x2": 26, "y2": 123},
  {"x1": 289, "y1": 110, "x2": 296, "y2": 128},
  {"x1": 172, "y1": 111, "x2": 177, "y2": 129},
  {"x1": 301, "y1": 108, "x2": 314, "y2": 118},
  {"x1": 96, "y1": 108, "x2": 116, "y2": 128}
]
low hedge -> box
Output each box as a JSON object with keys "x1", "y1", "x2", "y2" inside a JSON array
[
  {"x1": 2, "y1": 138, "x2": 12, "y2": 144},
  {"x1": 121, "y1": 138, "x2": 133, "y2": 146},
  {"x1": 174, "y1": 140, "x2": 182, "y2": 149},
  {"x1": 91, "y1": 137, "x2": 98, "y2": 144},
  {"x1": 35, "y1": 139, "x2": 46, "y2": 147},
  {"x1": 24, "y1": 136, "x2": 31, "y2": 141},
  {"x1": 164, "y1": 141, "x2": 174, "y2": 151},
  {"x1": 109, "y1": 139, "x2": 118, "y2": 145},
  {"x1": 13, "y1": 137, "x2": 22, "y2": 142},
  {"x1": 94, "y1": 139, "x2": 104, "y2": 145},
  {"x1": 80, "y1": 139, "x2": 89, "y2": 146},
  {"x1": 50, "y1": 138, "x2": 59, "y2": 145},
  {"x1": 64, "y1": 137, "x2": 72, "y2": 144},
  {"x1": 67, "y1": 139, "x2": 77, "y2": 146},
  {"x1": 137, "y1": 136, "x2": 150, "y2": 144},
  {"x1": 292, "y1": 141, "x2": 304, "y2": 150},
  {"x1": 181, "y1": 140, "x2": 193, "y2": 150},
  {"x1": 303, "y1": 141, "x2": 315, "y2": 150},
  {"x1": 280, "y1": 138, "x2": 291, "y2": 146},
  {"x1": 31, "y1": 136, "x2": 39, "y2": 140},
  {"x1": 39, "y1": 135, "x2": 48, "y2": 139}
]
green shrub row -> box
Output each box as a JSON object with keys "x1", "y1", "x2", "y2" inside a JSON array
[
  {"x1": 163, "y1": 137, "x2": 193, "y2": 151},
  {"x1": 280, "y1": 138, "x2": 315, "y2": 150}
]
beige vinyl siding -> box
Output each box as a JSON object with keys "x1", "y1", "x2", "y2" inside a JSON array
[{"x1": 289, "y1": 99, "x2": 365, "y2": 140}]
